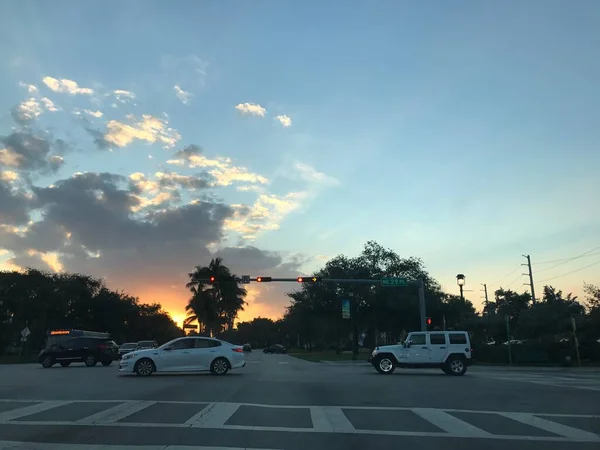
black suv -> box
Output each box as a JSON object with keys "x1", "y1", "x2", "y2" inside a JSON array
[{"x1": 38, "y1": 337, "x2": 119, "y2": 368}]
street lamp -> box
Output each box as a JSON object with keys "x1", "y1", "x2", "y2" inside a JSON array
[{"x1": 456, "y1": 274, "x2": 465, "y2": 301}]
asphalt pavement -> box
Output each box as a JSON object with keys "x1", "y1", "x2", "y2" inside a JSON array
[{"x1": 0, "y1": 351, "x2": 599, "y2": 450}]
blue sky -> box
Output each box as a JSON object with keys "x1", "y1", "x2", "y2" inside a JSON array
[{"x1": 1, "y1": 1, "x2": 599, "y2": 322}]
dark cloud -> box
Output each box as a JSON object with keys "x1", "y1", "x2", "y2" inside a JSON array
[
  {"x1": 0, "y1": 130, "x2": 66, "y2": 174},
  {"x1": 172, "y1": 144, "x2": 203, "y2": 160},
  {"x1": 85, "y1": 127, "x2": 110, "y2": 149},
  {"x1": 0, "y1": 180, "x2": 31, "y2": 225}
]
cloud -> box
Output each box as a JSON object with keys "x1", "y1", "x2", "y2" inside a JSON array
[
  {"x1": 161, "y1": 55, "x2": 208, "y2": 87},
  {"x1": 173, "y1": 85, "x2": 192, "y2": 104},
  {"x1": 41, "y1": 97, "x2": 59, "y2": 112},
  {"x1": 84, "y1": 109, "x2": 103, "y2": 118},
  {"x1": 235, "y1": 102, "x2": 267, "y2": 117},
  {"x1": 42, "y1": 76, "x2": 93, "y2": 95},
  {"x1": 112, "y1": 90, "x2": 136, "y2": 104},
  {"x1": 223, "y1": 192, "x2": 305, "y2": 239},
  {"x1": 293, "y1": 162, "x2": 340, "y2": 186},
  {"x1": 0, "y1": 130, "x2": 67, "y2": 173},
  {"x1": 11, "y1": 98, "x2": 42, "y2": 124},
  {"x1": 19, "y1": 82, "x2": 38, "y2": 94},
  {"x1": 97, "y1": 114, "x2": 181, "y2": 149},
  {"x1": 274, "y1": 115, "x2": 292, "y2": 127},
  {"x1": 167, "y1": 145, "x2": 269, "y2": 187},
  {"x1": 0, "y1": 179, "x2": 31, "y2": 226}
]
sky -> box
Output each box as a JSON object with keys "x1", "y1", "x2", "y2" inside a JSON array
[{"x1": 1, "y1": 0, "x2": 599, "y2": 326}]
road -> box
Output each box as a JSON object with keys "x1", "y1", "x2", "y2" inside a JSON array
[{"x1": 0, "y1": 351, "x2": 599, "y2": 450}]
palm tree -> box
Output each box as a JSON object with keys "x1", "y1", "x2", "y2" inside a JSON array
[{"x1": 185, "y1": 258, "x2": 247, "y2": 336}]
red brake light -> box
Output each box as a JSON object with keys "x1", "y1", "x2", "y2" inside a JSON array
[{"x1": 232, "y1": 347, "x2": 243, "y2": 353}]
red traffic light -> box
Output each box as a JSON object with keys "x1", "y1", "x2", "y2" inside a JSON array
[
  {"x1": 297, "y1": 277, "x2": 303, "y2": 282},
  {"x1": 255, "y1": 276, "x2": 272, "y2": 282},
  {"x1": 209, "y1": 276, "x2": 215, "y2": 283},
  {"x1": 426, "y1": 317, "x2": 432, "y2": 325},
  {"x1": 296, "y1": 276, "x2": 322, "y2": 283}
]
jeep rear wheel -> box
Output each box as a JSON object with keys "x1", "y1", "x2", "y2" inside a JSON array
[
  {"x1": 374, "y1": 356, "x2": 396, "y2": 374},
  {"x1": 446, "y1": 356, "x2": 467, "y2": 376}
]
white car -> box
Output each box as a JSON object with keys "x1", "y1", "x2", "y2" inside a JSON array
[{"x1": 119, "y1": 336, "x2": 245, "y2": 376}]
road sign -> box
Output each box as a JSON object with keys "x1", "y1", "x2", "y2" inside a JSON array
[
  {"x1": 341, "y1": 299, "x2": 351, "y2": 319},
  {"x1": 381, "y1": 277, "x2": 407, "y2": 287},
  {"x1": 241, "y1": 275, "x2": 250, "y2": 284}
]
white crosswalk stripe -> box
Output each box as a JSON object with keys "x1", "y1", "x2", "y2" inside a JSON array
[{"x1": 0, "y1": 399, "x2": 598, "y2": 443}]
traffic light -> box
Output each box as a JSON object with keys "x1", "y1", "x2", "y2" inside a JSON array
[
  {"x1": 426, "y1": 317, "x2": 432, "y2": 326},
  {"x1": 255, "y1": 276, "x2": 272, "y2": 282},
  {"x1": 209, "y1": 276, "x2": 215, "y2": 283},
  {"x1": 297, "y1": 276, "x2": 322, "y2": 283}
]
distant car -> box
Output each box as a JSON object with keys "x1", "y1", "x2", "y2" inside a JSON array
[
  {"x1": 243, "y1": 343, "x2": 252, "y2": 352},
  {"x1": 119, "y1": 342, "x2": 138, "y2": 358},
  {"x1": 119, "y1": 336, "x2": 245, "y2": 376},
  {"x1": 263, "y1": 344, "x2": 286, "y2": 354},
  {"x1": 137, "y1": 340, "x2": 158, "y2": 350}
]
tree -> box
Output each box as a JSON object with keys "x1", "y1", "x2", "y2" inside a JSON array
[
  {"x1": 185, "y1": 258, "x2": 247, "y2": 336},
  {"x1": 0, "y1": 268, "x2": 183, "y2": 355}
]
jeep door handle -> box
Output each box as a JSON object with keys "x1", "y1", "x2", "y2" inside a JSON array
[{"x1": 440, "y1": 346, "x2": 446, "y2": 349}]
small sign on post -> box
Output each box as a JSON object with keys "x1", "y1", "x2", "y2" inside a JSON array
[
  {"x1": 241, "y1": 275, "x2": 251, "y2": 284},
  {"x1": 381, "y1": 277, "x2": 408, "y2": 287},
  {"x1": 341, "y1": 299, "x2": 351, "y2": 319}
]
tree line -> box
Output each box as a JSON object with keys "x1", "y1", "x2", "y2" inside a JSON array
[
  {"x1": 0, "y1": 269, "x2": 183, "y2": 356},
  {"x1": 206, "y1": 242, "x2": 600, "y2": 364},
  {"x1": 2, "y1": 241, "x2": 599, "y2": 365}
]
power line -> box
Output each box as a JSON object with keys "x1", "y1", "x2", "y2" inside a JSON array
[
  {"x1": 535, "y1": 245, "x2": 600, "y2": 273},
  {"x1": 505, "y1": 272, "x2": 524, "y2": 289},
  {"x1": 493, "y1": 265, "x2": 521, "y2": 285},
  {"x1": 537, "y1": 259, "x2": 600, "y2": 283},
  {"x1": 535, "y1": 251, "x2": 600, "y2": 265}
]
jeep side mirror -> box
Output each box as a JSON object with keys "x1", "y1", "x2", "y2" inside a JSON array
[{"x1": 405, "y1": 341, "x2": 412, "y2": 348}]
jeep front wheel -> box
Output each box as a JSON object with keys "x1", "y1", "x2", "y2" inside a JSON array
[{"x1": 374, "y1": 356, "x2": 396, "y2": 374}]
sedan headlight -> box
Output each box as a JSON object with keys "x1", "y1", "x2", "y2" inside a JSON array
[{"x1": 122, "y1": 353, "x2": 136, "y2": 360}]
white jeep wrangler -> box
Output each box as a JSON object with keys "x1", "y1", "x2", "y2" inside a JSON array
[{"x1": 369, "y1": 331, "x2": 472, "y2": 376}]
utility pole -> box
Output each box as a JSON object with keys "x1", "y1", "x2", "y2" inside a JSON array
[
  {"x1": 522, "y1": 254, "x2": 536, "y2": 304},
  {"x1": 481, "y1": 283, "x2": 489, "y2": 309}
]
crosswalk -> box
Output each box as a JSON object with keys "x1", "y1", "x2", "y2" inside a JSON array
[
  {"x1": 0, "y1": 399, "x2": 598, "y2": 443},
  {"x1": 473, "y1": 371, "x2": 600, "y2": 392}
]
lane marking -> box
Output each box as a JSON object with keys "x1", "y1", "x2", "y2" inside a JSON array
[
  {"x1": 412, "y1": 408, "x2": 492, "y2": 438},
  {"x1": 310, "y1": 406, "x2": 355, "y2": 432},
  {"x1": 1, "y1": 421, "x2": 596, "y2": 442},
  {"x1": 1, "y1": 399, "x2": 598, "y2": 417},
  {"x1": 192, "y1": 402, "x2": 240, "y2": 428},
  {"x1": 0, "y1": 401, "x2": 71, "y2": 422},
  {"x1": 77, "y1": 401, "x2": 156, "y2": 425},
  {"x1": 499, "y1": 412, "x2": 600, "y2": 442}
]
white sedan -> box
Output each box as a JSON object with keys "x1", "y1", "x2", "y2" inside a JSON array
[{"x1": 118, "y1": 336, "x2": 245, "y2": 376}]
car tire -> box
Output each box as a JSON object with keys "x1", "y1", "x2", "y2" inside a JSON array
[
  {"x1": 446, "y1": 356, "x2": 467, "y2": 376},
  {"x1": 60, "y1": 362, "x2": 71, "y2": 367},
  {"x1": 134, "y1": 358, "x2": 155, "y2": 376},
  {"x1": 374, "y1": 355, "x2": 396, "y2": 374},
  {"x1": 210, "y1": 357, "x2": 230, "y2": 375},
  {"x1": 101, "y1": 361, "x2": 112, "y2": 367},
  {"x1": 41, "y1": 356, "x2": 55, "y2": 368},
  {"x1": 84, "y1": 355, "x2": 97, "y2": 367},
  {"x1": 441, "y1": 366, "x2": 451, "y2": 375}
]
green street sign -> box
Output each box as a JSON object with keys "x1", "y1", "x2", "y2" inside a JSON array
[{"x1": 381, "y1": 277, "x2": 408, "y2": 287}]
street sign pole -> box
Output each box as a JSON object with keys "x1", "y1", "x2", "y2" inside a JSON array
[{"x1": 418, "y1": 279, "x2": 427, "y2": 332}]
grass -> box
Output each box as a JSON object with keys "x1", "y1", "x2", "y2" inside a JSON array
[{"x1": 288, "y1": 349, "x2": 370, "y2": 363}]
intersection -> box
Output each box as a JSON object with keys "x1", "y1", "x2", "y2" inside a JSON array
[{"x1": 0, "y1": 351, "x2": 598, "y2": 450}]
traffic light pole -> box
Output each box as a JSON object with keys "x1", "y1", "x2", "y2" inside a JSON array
[{"x1": 210, "y1": 276, "x2": 428, "y2": 332}]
